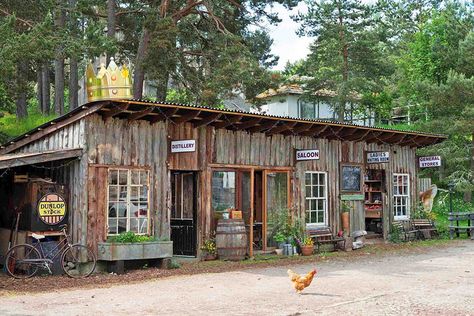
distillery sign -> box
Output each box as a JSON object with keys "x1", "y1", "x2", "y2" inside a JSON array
[
  {"x1": 296, "y1": 149, "x2": 320, "y2": 161},
  {"x1": 171, "y1": 140, "x2": 196, "y2": 153}
]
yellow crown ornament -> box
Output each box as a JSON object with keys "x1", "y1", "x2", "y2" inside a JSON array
[{"x1": 86, "y1": 58, "x2": 133, "y2": 102}]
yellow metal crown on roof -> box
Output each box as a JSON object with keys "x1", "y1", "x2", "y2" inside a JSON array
[{"x1": 86, "y1": 58, "x2": 132, "y2": 102}]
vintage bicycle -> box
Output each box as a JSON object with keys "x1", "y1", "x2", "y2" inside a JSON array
[{"x1": 4, "y1": 224, "x2": 96, "y2": 279}]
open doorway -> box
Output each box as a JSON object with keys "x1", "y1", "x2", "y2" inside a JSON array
[{"x1": 364, "y1": 169, "x2": 386, "y2": 238}]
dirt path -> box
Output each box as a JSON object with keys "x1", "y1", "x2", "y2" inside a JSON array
[{"x1": 1, "y1": 241, "x2": 473, "y2": 316}]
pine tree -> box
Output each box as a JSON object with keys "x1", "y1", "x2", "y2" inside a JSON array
[{"x1": 296, "y1": 0, "x2": 388, "y2": 122}]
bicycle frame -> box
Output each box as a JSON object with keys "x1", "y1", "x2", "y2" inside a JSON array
[{"x1": 20, "y1": 227, "x2": 73, "y2": 268}]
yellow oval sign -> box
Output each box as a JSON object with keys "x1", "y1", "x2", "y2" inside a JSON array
[{"x1": 37, "y1": 193, "x2": 66, "y2": 225}]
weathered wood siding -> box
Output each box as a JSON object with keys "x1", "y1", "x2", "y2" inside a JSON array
[
  {"x1": 85, "y1": 114, "x2": 170, "y2": 250},
  {"x1": 6, "y1": 113, "x2": 419, "y2": 249}
]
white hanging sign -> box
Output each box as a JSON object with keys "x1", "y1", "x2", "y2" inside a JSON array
[
  {"x1": 419, "y1": 156, "x2": 441, "y2": 168},
  {"x1": 171, "y1": 140, "x2": 196, "y2": 153},
  {"x1": 296, "y1": 149, "x2": 320, "y2": 161},
  {"x1": 367, "y1": 151, "x2": 390, "y2": 164}
]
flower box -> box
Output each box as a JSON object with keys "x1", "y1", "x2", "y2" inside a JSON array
[{"x1": 97, "y1": 241, "x2": 173, "y2": 261}]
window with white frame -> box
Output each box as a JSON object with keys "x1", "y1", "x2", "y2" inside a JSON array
[
  {"x1": 393, "y1": 173, "x2": 410, "y2": 220},
  {"x1": 305, "y1": 172, "x2": 327, "y2": 226},
  {"x1": 107, "y1": 168, "x2": 150, "y2": 235}
]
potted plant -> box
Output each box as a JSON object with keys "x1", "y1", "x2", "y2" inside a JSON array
[
  {"x1": 200, "y1": 237, "x2": 217, "y2": 261},
  {"x1": 341, "y1": 201, "x2": 351, "y2": 234},
  {"x1": 299, "y1": 235, "x2": 314, "y2": 256}
]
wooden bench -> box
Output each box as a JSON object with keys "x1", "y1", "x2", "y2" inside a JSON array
[
  {"x1": 411, "y1": 219, "x2": 438, "y2": 239},
  {"x1": 449, "y1": 212, "x2": 474, "y2": 240},
  {"x1": 392, "y1": 221, "x2": 417, "y2": 241},
  {"x1": 307, "y1": 227, "x2": 345, "y2": 252}
]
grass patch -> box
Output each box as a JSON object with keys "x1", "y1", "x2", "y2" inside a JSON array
[{"x1": 0, "y1": 112, "x2": 57, "y2": 142}]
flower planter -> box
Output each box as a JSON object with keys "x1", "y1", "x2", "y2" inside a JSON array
[
  {"x1": 300, "y1": 245, "x2": 314, "y2": 256},
  {"x1": 97, "y1": 241, "x2": 173, "y2": 261},
  {"x1": 341, "y1": 212, "x2": 350, "y2": 233}
]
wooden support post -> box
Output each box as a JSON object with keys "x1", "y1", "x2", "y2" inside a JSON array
[{"x1": 250, "y1": 168, "x2": 254, "y2": 258}]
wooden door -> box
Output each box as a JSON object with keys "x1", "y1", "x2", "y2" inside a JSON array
[{"x1": 170, "y1": 172, "x2": 197, "y2": 256}]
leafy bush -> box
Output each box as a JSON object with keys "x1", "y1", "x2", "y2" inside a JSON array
[
  {"x1": 168, "y1": 259, "x2": 181, "y2": 269},
  {"x1": 108, "y1": 231, "x2": 156, "y2": 243},
  {"x1": 200, "y1": 236, "x2": 217, "y2": 255},
  {"x1": 389, "y1": 224, "x2": 403, "y2": 243}
]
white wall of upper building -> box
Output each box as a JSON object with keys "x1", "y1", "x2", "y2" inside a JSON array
[{"x1": 257, "y1": 94, "x2": 375, "y2": 126}]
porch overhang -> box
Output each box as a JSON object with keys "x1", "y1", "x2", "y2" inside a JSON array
[{"x1": 0, "y1": 148, "x2": 83, "y2": 169}]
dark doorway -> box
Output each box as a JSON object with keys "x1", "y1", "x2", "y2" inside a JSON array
[{"x1": 170, "y1": 171, "x2": 197, "y2": 256}]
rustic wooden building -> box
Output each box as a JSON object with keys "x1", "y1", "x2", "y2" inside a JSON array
[{"x1": 0, "y1": 100, "x2": 446, "y2": 259}]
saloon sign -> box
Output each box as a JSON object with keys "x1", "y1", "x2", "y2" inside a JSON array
[
  {"x1": 419, "y1": 156, "x2": 441, "y2": 168},
  {"x1": 171, "y1": 140, "x2": 196, "y2": 153},
  {"x1": 296, "y1": 149, "x2": 320, "y2": 161},
  {"x1": 37, "y1": 193, "x2": 67, "y2": 225},
  {"x1": 367, "y1": 151, "x2": 390, "y2": 164}
]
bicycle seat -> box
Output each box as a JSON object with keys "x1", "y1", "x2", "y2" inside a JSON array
[{"x1": 32, "y1": 233, "x2": 45, "y2": 240}]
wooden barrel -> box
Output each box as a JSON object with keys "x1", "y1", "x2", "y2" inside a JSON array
[{"x1": 215, "y1": 219, "x2": 248, "y2": 261}]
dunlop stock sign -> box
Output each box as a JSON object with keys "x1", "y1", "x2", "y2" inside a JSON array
[{"x1": 37, "y1": 193, "x2": 67, "y2": 225}]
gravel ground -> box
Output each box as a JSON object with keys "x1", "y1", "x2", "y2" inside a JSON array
[{"x1": 0, "y1": 240, "x2": 473, "y2": 316}]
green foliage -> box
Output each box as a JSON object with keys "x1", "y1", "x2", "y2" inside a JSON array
[
  {"x1": 168, "y1": 259, "x2": 181, "y2": 269},
  {"x1": 389, "y1": 224, "x2": 403, "y2": 243},
  {"x1": 269, "y1": 209, "x2": 305, "y2": 244},
  {"x1": 200, "y1": 237, "x2": 217, "y2": 255},
  {"x1": 108, "y1": 231, "x2": 156, "y2": 243},
  {"x1": 0, "y1": 111, "x2": 57, "y2": 140}
]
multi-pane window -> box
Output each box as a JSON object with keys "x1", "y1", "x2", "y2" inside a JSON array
[
  {"x1": 107, "y1": 169, "x2": 150, "y2": 235},
  {"x1": 305, "y1": 172, "x2": 327, "y2": 226},
  {"x1": 393, "y1": 173, "x2": 410, "y2": 219}
]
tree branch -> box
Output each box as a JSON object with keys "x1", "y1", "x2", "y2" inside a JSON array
[{"x1": 0, "y1": 8, "x2": 34, "y2": 27}]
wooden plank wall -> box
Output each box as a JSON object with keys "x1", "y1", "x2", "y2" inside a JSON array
[
  {"x1": 16, "y1": 121, "x2": 85, "y2": 154},
  {"x1": 86, "y1": 115, "x2": 170, "y2": 243},
  {"x1": 6, "y1": 114, "x2": 420, "y2": 247}
]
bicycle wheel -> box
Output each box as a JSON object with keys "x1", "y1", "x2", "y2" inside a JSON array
[
  {"x1": 5, "y1": 244, "x2": 41, "y2": 279},
  {"x1": 61, "y1": 244, "x2": 96, "y2": 278}
]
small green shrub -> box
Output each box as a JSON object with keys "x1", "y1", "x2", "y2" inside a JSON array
[
  {"x1": 108, "y1": 231, "x2": 156, "y2": 243},
  {"x1": 168, "y1": 259, "x2": 181, "y2": 269},
  {"x1": 389, "y1": 224, "x2": 403, "y2": 243}
]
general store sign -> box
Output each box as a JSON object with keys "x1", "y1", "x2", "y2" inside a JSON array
[
  {"x1": 419, "y1": 156, "x2": 441, "y2": 168},
  {"x1": 37, "y1": 193, "x2": 66, "y2": 225},
  {"x1": 296, "y1": 149, "x2": 320, "y2": 161},
  {"x1": 367, "y1": 151, "x2": 389, "y2": 164},
  {"x1": 171, "y1": 140, "x2": 196, "y2": 153}
]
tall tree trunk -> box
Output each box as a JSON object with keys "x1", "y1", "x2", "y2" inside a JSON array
[
  {"x1": 41, "y1": 62, "x2": 51, "y2": 115},
  {"x1": 54, "y1": 4, "x2": 66, "y2": 115},
  {"x1": 68, "y1": 0, "x2": 79, "y2": 110},
  {"x1": 133, "y1": 29, "x2": 150, "y2": 99},
  {"x1": 37, "y1": 64, "x2": 43, "y2": 113},
  {"x1": 69, "y1": 58, "x2": 79, "y2": 110},
  {"x1": 16, "y1": 62, "x2": 28, "y2": 119},
  {"x1": 337, "y1": 4, "x2": 348, "y2": 123},
  {"x1": 156, "y1": 73, "x2": 169, "y2": 101},
  {"x1": 106, "y1": 0, "x2": 116, "y2": 65},
  {"x1": 465, "y1": 132, "x2": 474, "y2": 203}
]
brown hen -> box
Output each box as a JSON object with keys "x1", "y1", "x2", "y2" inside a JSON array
[{"x1": 287, "y1": 268, "x2": 317, "y2": 293}]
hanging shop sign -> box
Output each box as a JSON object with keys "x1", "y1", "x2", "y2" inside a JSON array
[
  {"x1": 37, "y1": 193, "x2": 67, "y2": 225},
  {"x1": 171, "y1": 140, "x2": 196, "y2": 153},
  {"x1": 340, "y1": 194, "x2": 365, "y2": 201},
  {"x1": 419, "y1": 156, "x2": 441, "y2": 168},
  {"x1": 296, "y1": 149, "x2": 320, "y2": 161},
  {"x1": 367, "y1": 151, "x2": 390, "y2": 164}
]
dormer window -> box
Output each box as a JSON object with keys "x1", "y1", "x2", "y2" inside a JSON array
[{"x1": 298, "y1": 98, "x2": 317, "y2": 119}]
